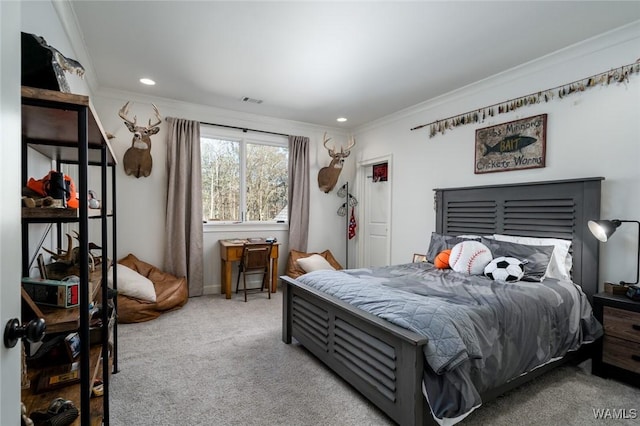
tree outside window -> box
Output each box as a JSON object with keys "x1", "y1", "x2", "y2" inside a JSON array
[{"x1": 201, "y1": 134, "x2": 288, "y2": 223}]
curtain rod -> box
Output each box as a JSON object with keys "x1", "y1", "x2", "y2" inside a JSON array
[{"x1": 200, "y1": 121, "x2": 289, "y2": 138}]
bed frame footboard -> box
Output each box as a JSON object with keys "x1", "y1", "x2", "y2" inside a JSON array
[{"x1": 282, "y1": 276, "x2": 433, "y2": 426}]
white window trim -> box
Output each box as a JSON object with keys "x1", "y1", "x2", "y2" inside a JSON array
[
  {"x1": 200, "y1": 124, "x2": 289, "y2": 227},
  {"x1": 203, "y1": 221, "x2": 288, "y2": 233}
]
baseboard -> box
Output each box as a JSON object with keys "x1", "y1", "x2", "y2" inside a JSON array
[{"x1": 203, "y1": 283, "x2": 221, "y2": 295}]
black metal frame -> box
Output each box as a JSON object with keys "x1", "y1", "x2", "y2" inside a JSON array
[
  {"x1": 282, "y1": 177, "x2": 603, "y2": 425},
  {"x1": 21, "y1": 93, "x2": 116, "y2": 425}
]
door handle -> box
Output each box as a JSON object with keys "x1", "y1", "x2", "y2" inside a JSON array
[{"x1": 3, "y1": 317, "x2": 46, "y2": 348}]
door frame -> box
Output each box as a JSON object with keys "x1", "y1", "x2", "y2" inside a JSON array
[
  {"x1": 356, "y1": 154, "x2": 393, "y2": 268},
  {"x1": 0, "y1": 1, "x2": 22, "y2": 424}
]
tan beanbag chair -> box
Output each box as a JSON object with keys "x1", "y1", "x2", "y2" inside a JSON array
[
  {"x1": 116, "y1": 253, "x2": 188, "y2": 323},
  {"x1": 286, "y1": 249, "x2": 343, "y2": 279}
]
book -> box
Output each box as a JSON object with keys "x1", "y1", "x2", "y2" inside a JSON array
[
  {"x1": 64, "y1": 332, "x2": 80, "y2": 360},
  {"x1": 225, "y1": 238, "x2": 247, "y2": 244}
]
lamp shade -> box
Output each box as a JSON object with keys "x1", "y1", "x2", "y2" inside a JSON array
[
  {"x1": 588, "y1": 219, "x2": 640, "y2": 285},
  {"x1": 588, "y1": 219, "x2": 621, "y2": 242}
]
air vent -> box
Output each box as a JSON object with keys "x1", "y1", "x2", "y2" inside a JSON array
[{"x1": 241, "y1": 96, "x2": 263, "y2": 104}]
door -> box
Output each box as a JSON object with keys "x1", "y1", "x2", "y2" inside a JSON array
[
  {"x1": 1, "y1": 2, "x2": 22, "y2": 424},
  {"x1": 357, "y1": 155, "x2": 392, "y2": 268}
]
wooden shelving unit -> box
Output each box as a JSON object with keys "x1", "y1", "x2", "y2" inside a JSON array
[{"x1": 20, "y1": 86, "x2": 118, "y2": 425}]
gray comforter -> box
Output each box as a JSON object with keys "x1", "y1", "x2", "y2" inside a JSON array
[{"x1": 296, "y1": 262, "x2": 602, "y2": 424}]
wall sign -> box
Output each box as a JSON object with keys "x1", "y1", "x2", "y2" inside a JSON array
[
  {"x1": 474, "y1": 114, "x2": 547, "y2": 174},
  {"x1": 372, "y1": 162, "x2": 388, "y2": 182}
]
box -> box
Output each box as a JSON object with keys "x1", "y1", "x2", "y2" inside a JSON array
[
  {"x1": 604, "y1": 281, "x2": 629, "y2": 295},
  {"x1": 34, "y1": 362, "x2": 80, "y2": 393},
  {"x1": 21, "y1": 277, "x2": 79, "y2": 308}
]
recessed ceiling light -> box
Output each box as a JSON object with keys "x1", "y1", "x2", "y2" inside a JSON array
[
  {"x1": 139, "y1": 78, "x2": 156, "y2": 86},
  {"x1": 337, "y1": 117, "x2": 347, "y2": 122}
]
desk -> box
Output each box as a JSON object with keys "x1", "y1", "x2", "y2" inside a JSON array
[{"x1": 219, "y1": 239, "x2": 280, "y2": 299}]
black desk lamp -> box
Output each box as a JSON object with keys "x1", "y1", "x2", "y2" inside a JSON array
[{"x1": 588, "y1": 219, "x2": 640, "y2": 285}]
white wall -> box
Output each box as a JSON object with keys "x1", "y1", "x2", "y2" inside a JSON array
[{"x1": 353, "y1": 22, "x2": 640, "y2": 287}]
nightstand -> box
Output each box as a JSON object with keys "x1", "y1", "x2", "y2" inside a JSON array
[{"x1": 592, "y1": 292, "x2": 640, "y2": 387}]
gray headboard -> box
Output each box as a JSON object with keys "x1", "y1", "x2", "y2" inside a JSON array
[{"x1": 434, "y1": 177, "x2": 603, "y2": 300}]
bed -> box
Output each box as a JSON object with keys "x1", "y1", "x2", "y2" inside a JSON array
[{"x1": 281, "y1": 177, "x2": 604, "y2": 425}]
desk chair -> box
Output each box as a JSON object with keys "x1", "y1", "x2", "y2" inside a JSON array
[{"x1": 235, "y1": 242, "x2": 273, "y2": 302}]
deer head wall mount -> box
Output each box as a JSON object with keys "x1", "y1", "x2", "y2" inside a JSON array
[
  {"x1": 118, "y1": 101, "x2": 162, "y2": 178},
  {"x1": 317, "y1": 132, "x2": 356, "y2": 193}
]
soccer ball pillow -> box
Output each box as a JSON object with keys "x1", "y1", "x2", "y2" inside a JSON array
[
  {"x1": 484, "y1": 256, "x2": 525, "y2": 282},
  {"x1": 449, "y1": 241, "x2": 492, "y2": 275}
]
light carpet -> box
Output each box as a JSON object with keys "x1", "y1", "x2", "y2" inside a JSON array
[{"x1": 110, "y1": 291, "x2": 639, "y2": 425}]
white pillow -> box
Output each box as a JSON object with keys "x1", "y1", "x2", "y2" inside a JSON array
[
  {"x1": 108, "y1": 264, "x2": 157, "y2": 302},
  {"x1": 296, "y1": 254, "x2": 336, "y2": 273},
  {"x1": 492, "y1": 234, "x2": 572, "y2": 281}
]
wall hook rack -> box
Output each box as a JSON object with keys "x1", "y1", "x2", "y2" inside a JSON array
[{"x1": 337, "y1": 182, "x2": 358, "y2": 267}]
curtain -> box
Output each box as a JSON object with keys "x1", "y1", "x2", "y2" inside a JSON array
[
  {"x1": 165, "y1": 117, "x2": 204, "y2": 297},
  {"x1": 287, "y1": 135, "x2": 310, "y2": 252}
]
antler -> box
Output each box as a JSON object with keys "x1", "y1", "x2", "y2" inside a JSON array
[
  {"x1": 42, "y1": 233, "x2": 75, "y2": 264},
  {"x1": 147, "y1": 103, "x2": 162, "y2": 129},
  {"x1": 119, "y1": 102, "x2": 161, "y2": 130},
  {"x1": 322, "y1": 132, "x2": 334, "y2": 152},
  {"x1": 118, "y1": 101, "x2": 137, "y2": 126},
  {"x1": 342, "y1": 136, "x2": 356, "y2": 153}
]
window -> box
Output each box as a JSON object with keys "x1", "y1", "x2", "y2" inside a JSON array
[{"x1": 201, "y1": 127, "x2": 288, "y2": 223}]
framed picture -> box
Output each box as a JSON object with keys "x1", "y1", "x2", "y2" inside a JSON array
[
  {"x1": 474, "y1": 114, "x2": 547, "y2": 174},
  {"x1": 372, "y1": 162, "x2": 388, "y2": 182},
  {"x1": 412, "y1": 253, "x2": 427, "y2": 263}
]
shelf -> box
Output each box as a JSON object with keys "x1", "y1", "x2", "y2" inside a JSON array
[
  {"x1": 21, "y1": 86, "x2": 117, "y2": 165},
  {"x1": 22, "y1": 345, "x2": 107, "y2": 426},
  {"x1": 22, "y1": 207, "x2": 113, "y2": 223},
  {"x1": 22, "y1": 207, "x2": 78, "y2": 219},
  {"x1": 22, "y1": 269, "x2": 102, "y2": 335}
]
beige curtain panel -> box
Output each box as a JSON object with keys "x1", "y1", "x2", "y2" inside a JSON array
[
  {"x1": 287, "y1": 135, "x2": 310, "y2": 252},
  {"x1": 165, "y1": 117, "x2": 204, "y2": 297}
]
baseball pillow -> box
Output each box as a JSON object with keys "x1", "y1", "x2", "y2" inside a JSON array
[{"x1": 449, "y1": 241, "x2": 492, "y2": 275}]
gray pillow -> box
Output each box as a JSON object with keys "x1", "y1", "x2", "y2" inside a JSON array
[
  {"x1": 480, "y1": 237, "x2": 555, "y2": 282},
  {"x1": 426, "y1": 233, "x2": 479, "y2": 263}
]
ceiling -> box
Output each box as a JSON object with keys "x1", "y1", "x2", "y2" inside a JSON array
[{"x1": 68, "y1": 1, "x2": 640, "y2": 129}]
